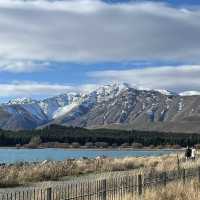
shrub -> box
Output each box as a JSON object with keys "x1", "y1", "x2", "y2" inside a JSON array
[
  {"x1": 54, "y1": 142, "x2": 70, "y2": 148},
  {"x1": 71, "y1": 142, "x2": 80, "y2": 148},
  {"x1": 148, "y1": 145, "x2": 155, "y2": 149},
  {"x1": 131, "y1": 142, "x2": 143, "y2": 149},
  {"x1": 16, "y1": 144, "x2": 21, "y2": 148},
  {"x1": 171, "y1": 144, "x2": 182, "y2": 149},
  {"x1": 112, "y1": 143, "x2": 118, "y2": 148},
  {"x1": 195, "y1": 144, "x2": 200, "y2": 149},
  {"x1": 121, "y1": 143, "x2": 130, "y2": 148},
  {"x1": 95, "y1": 142, "x2": 109, "y2": 148},
  {"x1": 24, "y1": 136, "x2": 42, "y2": 148},
  {"x1": 84, "y1": 142, "x2": 94, "y2": 148},
  {"x1": 29, "y1": 136, "x2": 42, "y2": 145}
]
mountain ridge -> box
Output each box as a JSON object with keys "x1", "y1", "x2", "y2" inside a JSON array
[{"x1": 1, "y1": 83, "x2": 200, "y2": 132}]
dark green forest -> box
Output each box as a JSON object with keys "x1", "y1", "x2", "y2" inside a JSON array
[{"x1": 0, "y1": 124, "x2": 200, "y2": 147}]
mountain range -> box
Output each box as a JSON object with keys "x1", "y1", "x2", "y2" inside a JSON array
[{"x1": 1, "y1": 83, "x2": 200, "y2": 133}]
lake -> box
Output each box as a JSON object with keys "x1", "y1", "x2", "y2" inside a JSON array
[{"x1": 0, "y1": 148, "x2": 177, "y2": 164}]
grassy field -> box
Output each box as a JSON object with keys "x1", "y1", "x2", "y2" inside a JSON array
[
  {"x1": 127, "y1": 179, "x2": 200, "y2": 200},
  {"x1": 0, "y1": 151, "x2": 199, "y2": 188}
]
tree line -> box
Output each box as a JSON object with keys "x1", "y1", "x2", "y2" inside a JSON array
[{"x1": 0, "y1": 124, "x2": 200, "y2": 147}]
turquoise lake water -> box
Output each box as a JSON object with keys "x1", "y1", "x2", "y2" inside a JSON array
[{"x1": 0, "y1": 148, "x2": 176, "y2": 164}]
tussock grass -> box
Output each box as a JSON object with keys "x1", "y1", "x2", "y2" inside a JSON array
[
  {"x1": 0, "y1": 152, "x2": 200, "y2": 187},
  {"x1": 125, "y1": 179, "x2": 200, "y2": 200}
]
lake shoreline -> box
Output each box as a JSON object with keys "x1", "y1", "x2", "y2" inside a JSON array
[
  {"x1": 0, "y1": 146, "x2": 184, "y2": 151},
  {"x1": 0, "y1": 147, "x2": 180, "y2": 165}
]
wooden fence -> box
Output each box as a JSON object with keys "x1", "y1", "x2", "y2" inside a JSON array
[{"x1": 0, "y1": 166, "x2": 200, "y2": 200}]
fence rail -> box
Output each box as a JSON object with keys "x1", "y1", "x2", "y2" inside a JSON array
[{"x1": 1, "y1": 166, "x2": 200, "y2": 200}]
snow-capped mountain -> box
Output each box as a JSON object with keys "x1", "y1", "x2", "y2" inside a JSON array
[
  {"x1": 1, "y1": 83, "x2": 200, "y2": 133},
  {"x1": 0, "y1": 92, "x2": 86, "y2": 130},
  {"x1": 38, "y1": 93, "x2": 83, "y2": 119}
]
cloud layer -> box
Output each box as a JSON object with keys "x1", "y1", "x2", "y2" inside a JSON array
[
  {"x1": 0, "y1": 0, "x2": 200, "y2": 62},
  {"x1": 0, "y1": 81, "x2": 98, "y2": 98},
  {"x1": 1, "y1": 65, "x2": 200, "y2": 99},
  {"x1": 0, "y1": 0, "x2": 200, "y2": 99},
  {"x1": 0, "y1": 60, "x2": 50, "y2": 73},
  {"x1": 88, "y1": 65, "x2": 200, "y2": 92}
]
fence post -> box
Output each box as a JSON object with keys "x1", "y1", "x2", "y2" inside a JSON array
[
  {"x1": 102, "y1": 179, "x2": 107, "y2": 200},
  {"x1": 163, "y1": 172, "x2": 167, "y2": 186},
  {"x1": 198, "y1": 167, "x2": 200, "y2": 183},
  {"x1": 47, "y1": 188, "x2": 52, "y2": 200},
  {"x1": 177, "y1": 154, "x2": 180, "y2": 173},
  {"x1": 182, "y1": 169, "x2": 186, "y2": 185},
  {"x1": 138, "y1": 174, "x2": 142, "y2": 196}
]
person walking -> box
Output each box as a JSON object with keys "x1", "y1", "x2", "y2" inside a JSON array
[
  {"x1": 191, "y1": 146, "x2": 196, "y2": 161},
  {"x1": 185, "y1": 146, "x2": 192, "y2": 160}
]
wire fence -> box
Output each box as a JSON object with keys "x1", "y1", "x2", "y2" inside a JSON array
[{"x1": 0, "y1": 166, "x2": 200, "y2": 200}]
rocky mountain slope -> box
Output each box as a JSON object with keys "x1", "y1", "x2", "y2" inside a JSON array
[{"x1": 1, "y1": 83, "x2": 200, "y2": 133}]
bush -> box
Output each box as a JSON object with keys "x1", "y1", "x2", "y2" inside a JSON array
[
  {"x1": 71, "y1": 142, "x2": 80, "y2": 148},
  {"x1": 84, "y1": 142, "x2": 94, "y2": 148},
  {"x1": 95, "y1": 142, "x2": 109, "y2": 148},
  {"x1": 148, "y1": 145, "x2": 155, "y2": 149},
  {"x1": 131, "y1": 143, "x2": 143, "y2": 149},
  {"x1": 171, "y1": 144, "x2": 182, "y2": 149},
  {"x1": 52, "y1": 142, "x2": 70, "y2": 148},
  {"x1": 155, "y1": 145, "x2": 165, "y2": 149},
  {"x1": 195, "y1": 144, "x2": 200, "y2": 149},
  {"x1": 121, "y1": 143, "x2": 130, "y2": 148},
  {"x1": 16, "y1": 144, "x2": 21, "y2": 148},
  {"x1": 24, "y1": 136, "x2": 42, "y2": 148},
  {"x1": 29, "y1": 136, "x2": 42, "y2": 145},
  {"x1": 112, "y1": 143, "x2": 118, "y2": 148}
]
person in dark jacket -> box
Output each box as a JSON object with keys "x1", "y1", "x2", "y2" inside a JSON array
[{"x1": 185, "y1": 146, "x2": 192, "y2": 160}]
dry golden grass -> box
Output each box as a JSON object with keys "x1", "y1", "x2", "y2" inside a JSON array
[
  {"x1": 0, "y1": 151, "x2": 199, "y2": 187},
  {"x1": 125, "y1": 179, "x2": 200, "y2": 200}
]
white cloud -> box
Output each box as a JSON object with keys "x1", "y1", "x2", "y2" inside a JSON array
[
  {"x1": 0, "y1": 60, "x2": 50, "y2": 73},
  {"x1": 0, "y1": 82, "x2": 72, "y2": 97},
  {"x1": 88, "y1": 65, "x2": 200, "y2": 92},
  {"x1": 0, "y1": 81, "x2": 98, "y2": 97},
  {"x1": 1, "y1": 64, "x2": 200, "y2": 99},
  {"x1": 0, "y1": 0, "x2": 200, "y2": 62}
]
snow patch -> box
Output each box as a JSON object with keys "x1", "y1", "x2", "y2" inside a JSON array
[
  {"x1": 178, "y1": 100, "x2": 183, "y2": 111},
  {"x1": 96, "y1": 83, "x2": 131, "y2": 103},
  {"x1": 52, "y1": 102, "x2": 80, "y2": 119},
  {"x1": 7, "y1": 97, "x2": 36, "y2": 105},
  {"x1": 179, "y1": 91, "x2": 200, "y2": 96},
  {"x1": 154, "y1": 89, "x2": 174, "y2": 96}
]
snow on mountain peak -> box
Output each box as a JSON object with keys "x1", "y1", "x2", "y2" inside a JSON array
[
  {"x1": 97, "y1": 82, "x2": 131, "y2": 94},
  {"x1": 7, "y1": 97, "x2": 37, "y2": 105},
  {"x1": 52, "y1": 102, "x2": 80, "y2": 119},
  {"x1": 38, "y1": 92, "x2": 82, "y2": 119},
  {"x1": 179, "y1": 91, "x2": 200, "y2": 96},
  {"x1": 2, "y1": 83, "x2": 184, "y2": 123},
  {"x1": 154, "y1": 89, "x2": 175, "y2": 96},
  {"x1": 95, "y1": 83, "x2": 129, "y2": 103}
]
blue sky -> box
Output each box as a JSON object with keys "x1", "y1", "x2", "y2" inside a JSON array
[{"x1": 0, "y1": 0, "x2": 200, "y2": 103}]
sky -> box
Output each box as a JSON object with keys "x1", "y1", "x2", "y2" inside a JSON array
[{"x1": 1, "y1": 0, "x2": 200, "y2": 102}]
